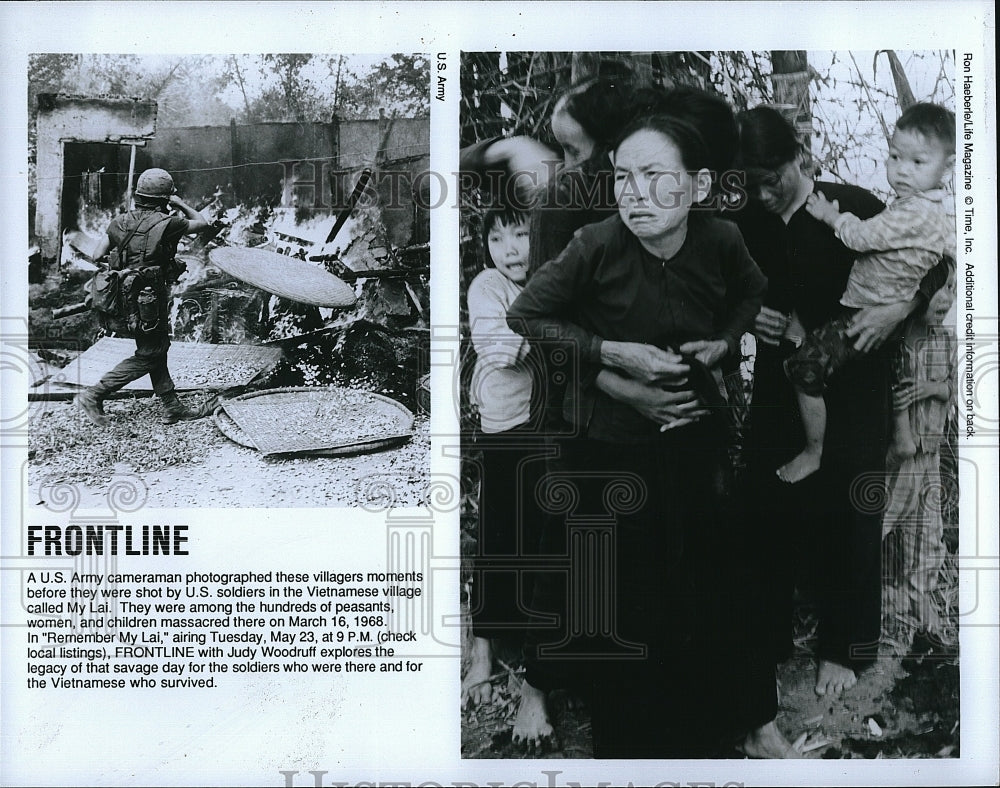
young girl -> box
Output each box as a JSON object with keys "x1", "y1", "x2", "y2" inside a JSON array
[
  {"x1": 507, "y1": 115, "x2": 781, "y2": 757},
  {"x1": 882, "y1": 274, "x2": 957, "y2": 646},
  {"x1": 463, "y1": 208, "x2": 544, "y2": 708}
]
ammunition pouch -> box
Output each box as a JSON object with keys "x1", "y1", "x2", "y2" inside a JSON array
[{"x1": 91, "y1": 269, "x2": 126, "y2": 319}]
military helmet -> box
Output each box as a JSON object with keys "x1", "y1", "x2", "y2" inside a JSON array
[{"x1": 134, "y1": 168, "x2": 175, "y2": 199}]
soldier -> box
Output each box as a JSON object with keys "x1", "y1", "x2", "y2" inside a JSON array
[{"x1": 75, "y1": 168, "x2": 210, "y2": 426}]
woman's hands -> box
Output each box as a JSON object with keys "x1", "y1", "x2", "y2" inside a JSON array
[
  {"x1": 596, "y1": 369, "x2": 709, "y2": 430},
  {"x1": 846, "y1": 300, "x2": 914, "y2": 352},
  {"x1": 753, "y1": 307, "x2": 791, "y2": 346},
  {"x1": 757, "y1": 298, "x2": 915, "y2": 354},
  {"x1": 599, "y1": 341, "x2": 689, "y2": 386},
  {"x1": 892, "y1": 377, "x2": 950, "y2": 409},
  {"x1": 596, "y1": 341, "x2": 733, "y2": 429},
  {"x1": 678, "y1": 339, "x2": 729, "y2": 368}
]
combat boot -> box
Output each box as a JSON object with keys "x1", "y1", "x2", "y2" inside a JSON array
[
  {"x1": 75, "y1": 387, "x2": 109, "y2": 427},
  {"x1": 159, "y1": 390, "x2": 199, "y2": 425}
]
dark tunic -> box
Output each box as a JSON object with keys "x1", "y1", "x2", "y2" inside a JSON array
[
  {"x1": 731, "y1": 181, "x2": 948, "y2": 670},
  {"x1": 508, "y1": 212, "x2": 772, "y2": 757},
  {"x1": 509, "y1": 213, "x2": 766, "y2": 442},
  {"x1": 527, "y1": 169, "x2": 618, "y2": 435},
  {"x1": 528, "y1": 168, "x2": 617, "y2": 275}
]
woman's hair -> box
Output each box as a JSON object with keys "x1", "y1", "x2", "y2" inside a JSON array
[
  {"x1": 612, "y1": 113, "x2": 712, "y2": 176},
  {"x1": 554, "y1": 77, "x2": 636, "y2": 167},
  {"x1": 734, "y1": 106, "x2": 810, "y2": 183},
  {"x1": 630, "y1": 85, "x2": 739, "y2": 180},
  {"x1": 480, "y1": 206, "x2": 529, "y2": 267}
]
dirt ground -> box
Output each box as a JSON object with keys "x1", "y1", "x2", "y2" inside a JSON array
[
  {"x1": 460, "y1": 615, "x2": 960, "y2": 760},
  {"x1": 27, "y1": 395, "x2": 430, "y2": 509}
]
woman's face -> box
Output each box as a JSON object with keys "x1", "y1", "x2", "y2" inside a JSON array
[
  {"x1": 486, "y1": 219, "x2": 530, "y2": 284},
  {"x1": 612, "y1": 128, "x2": 706, "y2": 247},
  {"x1": 749, "y1": 158, "x2": 807, "y2": 216},
  {"x1": 551, "y1": 108, "x2": 596, "y2": 171}
]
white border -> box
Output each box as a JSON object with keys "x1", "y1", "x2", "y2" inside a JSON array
[{"x1": 2, "y1": 3, "x2": 996, "y2": 787}]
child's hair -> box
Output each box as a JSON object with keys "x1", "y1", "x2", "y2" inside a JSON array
[
  {"x1": 734, "y1": 105, "x2": 812, "y2": 186},
  {"x1": 554, "y1": 77, "x2": 636, "y2": 166},
  {"x1": 630, "y1": 85, "x2": 739, "y2": 182},
  {"x1": 895, "y1": 102, "x2": 956, "y2": 150},
  {"x1": 480, "y1": 206, "x2": 529, "y2": 267}
]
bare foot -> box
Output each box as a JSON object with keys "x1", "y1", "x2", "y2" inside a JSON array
[
  {"x1": 776, "y1": 448, "x2": 822, "y2": 483},
  {"x1": 461, "y1": 636, "x2": 493, "y2": 708},
  {"x1": 815, "y1": 659, "x2": 857, "y2": 696},
  {"x1": 739, "y1": 720, "x2": 799, "y2": 758},
  {"x1": 512, "y1": 680, "x2": 555, "y2": 752}
]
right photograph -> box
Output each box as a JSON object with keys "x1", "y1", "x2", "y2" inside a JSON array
[{"x1": 458, "y1": 51, "x2": 959, "y2": 759}]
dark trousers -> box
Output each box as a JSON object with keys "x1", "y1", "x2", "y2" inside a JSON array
[
  {"x1": 744, "y1": 339, "x2": 888, "y2": 672},
  {"x1": 469, "y1": 426, "x2": 550, "y2": 642},
  {"x1": 524, "y1": 428, "x2": 777, "y2": 758},
  {"x1": 96, "y1": 327, "x2": 175, "y2": 397}
]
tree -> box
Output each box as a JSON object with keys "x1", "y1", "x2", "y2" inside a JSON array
[
  {"x1": 261, "y1": 54, "x2": 316, "y2": 121},
  {"x1": 27, "y1": 53, "x2": 80, "y2": 112},
  {"x1": 770, "y1": 50, "x2": 813, "y2": 140},
  {"x1": 334, "y1": 54, "x2": 430, "y2": 119}
]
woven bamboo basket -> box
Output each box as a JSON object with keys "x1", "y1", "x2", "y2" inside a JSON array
[
  {"x1": 208, "y1": 246, "x2": 357, "y2": 307},
  {"x1": 214, "y1": 386, "x2": 413, "y2": 456}
]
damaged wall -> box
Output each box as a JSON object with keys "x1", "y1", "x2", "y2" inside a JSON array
[
  {"x1": 338, "y1": 116, "x2": 430, "y2": 247},
  {"x1": 34, "y1": 93, "x2": 157, "y2": 261},
  {"x1": 151, "y1": 116, "x2": 429, "y2": 247},
  {"x1": 33, "y1": 95, "x2": 429, "y2": 261},
  {"x1": 150, "y1": 121, "x2": 338, "y2": 205}
]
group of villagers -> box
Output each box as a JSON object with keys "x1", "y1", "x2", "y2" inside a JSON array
[{"x1": 461, "y1": 76, "x2": 957, "y2": 759}]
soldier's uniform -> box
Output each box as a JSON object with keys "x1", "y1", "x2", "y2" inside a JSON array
[{"x1": 76, "y1": 169, "x2": 203, "y2": 426}]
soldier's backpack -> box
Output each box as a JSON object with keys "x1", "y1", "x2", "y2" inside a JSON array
[
  {"x1": 107, "y1": 211, "x2": 174, "y2": 272},
  {"x1": 91, "y1": 212, "x2": 174, "y2": 320}
]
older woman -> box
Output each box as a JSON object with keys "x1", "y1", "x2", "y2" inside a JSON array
[{"x1": 509, "y1": 112, "x2": 774, "y2": 758}]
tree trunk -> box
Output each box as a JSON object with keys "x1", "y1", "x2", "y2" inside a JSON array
[{"x1": 770, "y1": 50, "x2": 813, "y2": 145}]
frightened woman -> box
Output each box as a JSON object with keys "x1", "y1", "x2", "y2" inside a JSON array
[{"x1": 508, "y1": 114, "x2": 778, "y2": 758}]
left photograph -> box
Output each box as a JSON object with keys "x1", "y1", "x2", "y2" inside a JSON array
[{"x1": 26, "y1": 54, "x2": 431, "y2": 508}]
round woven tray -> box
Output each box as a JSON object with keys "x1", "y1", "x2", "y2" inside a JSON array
[
  {"x1": 213, "y1": 386, "x2": 413, "y2": 457},
  {"x1": 208, "y1": 246, "x2": 357, "y2": 307}
]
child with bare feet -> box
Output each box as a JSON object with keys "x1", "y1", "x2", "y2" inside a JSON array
[
  {"x1": 463, "y1": 208, "x2": 548, "y2": 728},
  {"x1": 778, "y1": 103, "x2": 955, "y2": 484}
]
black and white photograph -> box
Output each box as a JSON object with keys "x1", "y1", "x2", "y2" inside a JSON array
[
  {"x1": 25, "y1": 53, "x2": 431, "y2": 508},
  {"x1": 1, "y1": 3, "x2": 996, "y2": 787},
  {"x1": 458, "y1": 49, "x2": 966, "y2": 760}
]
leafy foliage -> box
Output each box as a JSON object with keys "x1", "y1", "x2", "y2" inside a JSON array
[{"x1": 28, "y1": 53, "x2": 429, "y2": 127}]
